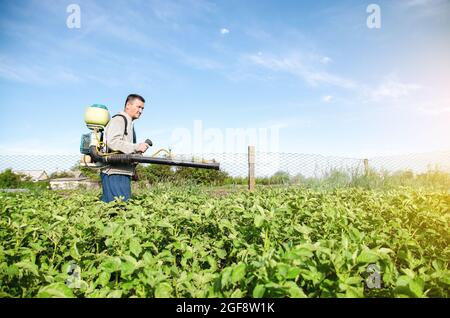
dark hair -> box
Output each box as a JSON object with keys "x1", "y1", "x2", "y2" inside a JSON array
[{"x1": 124, "y1": 94, "x2": 145, "y2": 108}]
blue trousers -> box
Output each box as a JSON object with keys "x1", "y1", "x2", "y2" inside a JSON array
[{"x1": 101, "y1": 173, "x2": 131, "y2": 203}]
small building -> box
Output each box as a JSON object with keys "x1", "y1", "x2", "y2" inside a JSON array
[
  {"x1": 14, "y1": 170, "x2": 49, "y2": 182},
  {"x1": 73, "y1": 171, "x2": 86, "y2": 178},
  {"x1": 49, "y1": 177, "x2": 100, "y2": 190}
]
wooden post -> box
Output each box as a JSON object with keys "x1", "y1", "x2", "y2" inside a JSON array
[
  {"x1": 248, "y1": 146, "x2": 255, "y2": 191},
  {"x1": 364, "y1": 159, "x2": 369, "y2": 176}
]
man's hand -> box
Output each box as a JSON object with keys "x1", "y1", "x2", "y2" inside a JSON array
[{"x1": 136, "y1": 143, "x2": 150, "y2": 153}]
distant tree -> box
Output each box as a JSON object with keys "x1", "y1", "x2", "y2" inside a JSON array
[
  {"x1": 50, "y1": 171, "x2": 74, "y2": 179},
  {"x1": 137, "y1": 164, "x2": 174, "y2": 184},
  {"x1": 291, "y1": 173, "x2": 306, "y2": 185},
  {"x1": 327, "y1": 170, "x2": 351, "y2": 187},
  {"x1": 77, "y1": 166, "x2": 100, "y2": 181},
  {"x1": 0, "y1": 169, "x2": 22, "y2": 188},
  {"x1": 174, "y1": 166, "x2": 229, "y2": 185},
  {"x1": 270, "y1": 171, "x2": 291, "y2": 184}
]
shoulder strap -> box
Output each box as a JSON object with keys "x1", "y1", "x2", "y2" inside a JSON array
[
  {"x1": 112, "y1": 114, "x2": 128, "y2": 135},
  {"x1": 112, "y1": 114, "x2": 136, "y2": 143}
]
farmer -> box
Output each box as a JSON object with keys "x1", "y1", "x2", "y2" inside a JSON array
[{"x1": 100, "y1": 94, "x2": 149, "y2": 203}]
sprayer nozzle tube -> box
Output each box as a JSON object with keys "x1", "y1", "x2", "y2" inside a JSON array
[{"x1": 89, "y1": 146, "x2": 220, "y2": 170}]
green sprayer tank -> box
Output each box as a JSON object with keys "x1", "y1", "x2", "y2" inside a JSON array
[
  {"x1": 80, "y1": 104, "x2": 110, "y2": 156},
  {"x1": 84, "y1": 104, "x2": 110, "y2": 130}
]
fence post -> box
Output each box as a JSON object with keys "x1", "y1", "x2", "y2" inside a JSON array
[
  {"x1": 364, "y1": 159, "x2": 369, "y2": 176},
  {"x1": 248, "y1": 146, "x2": 255, "y2": 191}
]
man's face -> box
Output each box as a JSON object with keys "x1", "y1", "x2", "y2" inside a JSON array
[{"x1": 125, "y1": 98, "x2": 145, "y2": 120}]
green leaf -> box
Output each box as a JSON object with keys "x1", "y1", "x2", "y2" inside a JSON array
[
  {"x1": 402, "y1": 268, "x2": 415, "y2": 278},
  {"x1": 276, "y1": 263, "x2": 289, "y2": 278},
  {"x1": 69, "y1": 242, "x2": 81, "y2": 260},
  {"x1": 378, "y1": 248, "x2": 394, "y2": 255},
  {"x1": 37, "y1": 283, "x2": 75, "y2": 298},
  {"x1": 231, "y1": 263, "x2": 246, "y2": 283},
  {"x1": 254, "y1": 215, "x2": 265, "y2": 228},
  {"x1": 357, "y1": 250, "x2": 379, "y2": 264},
  {"x1": 215, "y1": 248, "x2": 227, "y2": 259},
  {"x1": 256, "y1": 205, "x2": 265, "y2": 214},
  {"x1": 294, "y1": 224, "x2": 312, "y2": 235},
  {"x1": 207, "y1": 256, "x2": 217, "y2": 271},
  {"x1": 97, "y1": 272, "x2": 111, "y2": 287},
  {"x1": 350, "y1": 228, "x2": 362, "y2": 240},
  {"x1": 408, "y1": 277, "x2": 424, "y2": 298},
  {"x1": 143, "y1": 252, "x2": 154, "y2": 265},
  {"x1": 15, "y1": 261, "x2": 39, "y2": 276},
  {"x1": 129, "y1": 237, "x2": 142, "y2": 258},
  {"x1": 221, "y1": 267, "x2": 233, "y2": 287},
  {"x1": 101, "y1": 257, "x2": 121, "y2": 273},
  {"x1": 284, "y1": 281, "x2": 307, "y2": 298},
  {"x1": 121, "y1": 258, "x2": 137, "y2": 277},
  {"x1": 286, "y1": 267, "x2": 301, "y2": 280},
  {"x1": 345, "y1": 277, "x2": 363, "y2": 286},
  {"x1": 293, "y1": 247, "x2": 314, "y2": 258},
  {"x1": 52, "y1": 215, "x2": 66, "y2": 222},
  {"x1": 345, "y1": 286, "x2": 364, "y2": 298},
  {"x1": 155, "y1": 282, "x2": 172, "y2": 298},
  {"x1": 395, "y1": 275, "x2": 425, "y2": 298},
  {"x1": 253, "y1": 285, "x2": 265, "y2": 298},
  {"x1": 107, "y1": 290, "x2": 122, "y2": 298},
  {"x1": 439, "y1": 272, "x2": 450, "y2": 286},
  {"x1": 396, "y1": 275, "x2": 410, "y2": 287},
  {"x1": 230, "y1": 289, "x2": 243, "y2": 297}
]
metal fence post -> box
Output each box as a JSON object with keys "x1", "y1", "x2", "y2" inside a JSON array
[{"x1": 248, "y1": 146, "x2": 255, "y2": 191}]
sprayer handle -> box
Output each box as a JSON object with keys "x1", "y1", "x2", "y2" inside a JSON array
[{"x1": 145, "y1": 139, "x2": 153, "y2": 147}]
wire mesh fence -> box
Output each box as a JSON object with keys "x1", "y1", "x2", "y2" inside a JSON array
[
  {"x1": 0, "y1": 150, "x2": 449, "y2": 181},
  {"x1": 0, "y1": 154, "x2": 80, "y2": 176},
  {"x1": 367, "y1": 150, "x2": 450, "y2": 174},
  {"x1": 174, "y1": 152, "x2": 367, "y2": 178}
]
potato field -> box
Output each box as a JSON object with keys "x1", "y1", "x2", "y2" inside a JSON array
[{"x1": 0, "y1": 186, "x2": 449, "y2": 298}]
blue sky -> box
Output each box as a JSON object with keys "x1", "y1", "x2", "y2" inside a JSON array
[{"x1": 0, "y1": 0, "x2": 449, "y2": 158}]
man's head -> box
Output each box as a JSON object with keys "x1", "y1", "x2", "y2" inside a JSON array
[{"x1": 124, "y1": 94, "x2": 145, "y2": 120}]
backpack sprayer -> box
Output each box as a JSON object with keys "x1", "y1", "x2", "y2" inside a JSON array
[{"x1": 79, "y1": 104, "x2": 220, "y2": 170}]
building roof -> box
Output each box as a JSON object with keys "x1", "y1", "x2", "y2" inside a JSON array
[
  {"x1": 72, "y1": 170, "x2": 86, "y2": 178},
  {"x1": 50, "y1": 177, "x2": 90, "y2": 182},
  {"x1": 14, "y1": 170, "x2": 49, "y2": 180}
]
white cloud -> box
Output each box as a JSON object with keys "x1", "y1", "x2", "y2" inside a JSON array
[
  {"x1": 321, "y1": 57, "x2": 332, "y2": 64},
  {"x1": 322, "y1": 95, "x2": 333, "y2": 102},
  {"x1": 406, "y1": 0, "x2": 441, "y2": 6},
  {"x1": 220, "y1": 28, "x2": 230, "y2": 35},
  {"x1": 149, "y1": 0, "x2": 216, "y2": 23},
  {"x1": 245, "y1": 53, "x2": 357, "y2": 89},
  {"x1": 417, "y1": 106, "x2": 450, "y2": 115},
  {"x1": 366, "y1": 75, "x2": 421, "y2": 101},
  {"x1": 416, "y1": 99, "x2": 450, "y2": 115},
  {"x1": 402, "y1": 0, "x2": 450, "y2": 19},
  {"x1": 0, "y1": 56, "x2": 81, "y2": 85}
]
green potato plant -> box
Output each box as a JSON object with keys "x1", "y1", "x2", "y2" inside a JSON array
[{"x1": 0, "y1": 185, "x2": 448, "y2": 298}]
